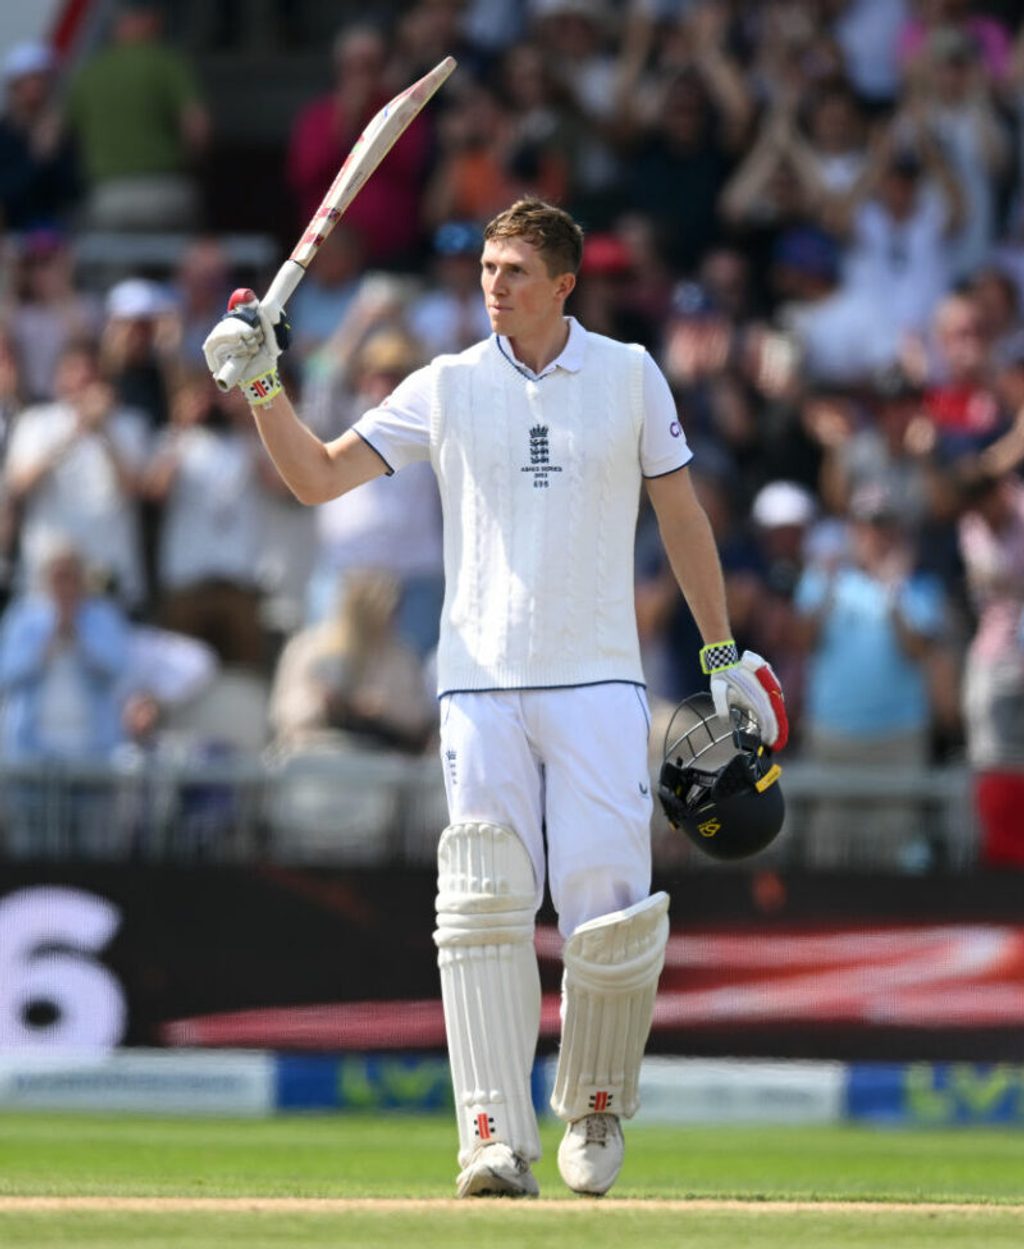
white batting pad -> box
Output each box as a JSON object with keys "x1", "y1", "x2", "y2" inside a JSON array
[
  {"x1": 550, "y1": 891, "x2": 670, "y2": 1123},
  {"x1": 434, "y1": 822, "x2": 541, "y2": 1166}
]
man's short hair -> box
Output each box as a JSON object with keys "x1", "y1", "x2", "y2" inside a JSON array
[{"x1": 484, "y1": 198, "x2": 584, "y2": 277}]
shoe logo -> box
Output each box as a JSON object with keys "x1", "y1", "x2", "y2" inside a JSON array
[
  {"x1": 589, "y1": 1091, "x2": 613, "y2": 1112},
  {"x1": 521, "y1": 423, "x2": 562, "y2": 490},
  {"x1": 474, "y1": 1112, "x2": 495, "y2": 1140},
  {"x1": 639, "y1": 782, "x2": 649, "y2": 795}
]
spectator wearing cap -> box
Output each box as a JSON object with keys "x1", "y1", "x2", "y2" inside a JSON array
[
  {"x1": 747, "y1": 480, "x2": 820, "y2": 744},
  {"x1": 751, "y1": 481, "x2": 818, "y2": 585},
  {"x1": 3, "y1": 339, "x2": 149, "y2": 610},
  {"x1": 769, "y1": 225, "x2": 878, "y2": 385},
  {"x1": 794, "y1": 483, "x2": 949, "y2": 869},
  {"x1": 662, "y1": 280, "x2": 732, "y2": 391},
  {"x1": 101, "y1": 277, "x2": 180, "y2": 430},
  {"x1": 570, "y1": 230, "x2": 656, "y2": 347},
  {"x1": 65, "y1": 1, "x2": 210, "y2": 231},
  {"x1": 101, "y1": 276, "x2": 182, "y2": 613},
  {"x1": 0, "y1": 40, "x2": 79, "y2": 231},
  {"x1": 612, "y1": 213, "x2": 677, "y2": 335},
  {"x1": 409, "y1": 222, "x2": 492, "y2": 356},
  {"x1": 956, "y1": 468, "x2": 1024, "y2": 867},
  {"x1": 2, "y1": 228, "x2": 102, "y2": 404},
  {"x1": 661, "y1": 280, "x2": 791, "y2": 502},
  {"x1": 771, "y1": 225, "x2": 843, "y2": 305}
]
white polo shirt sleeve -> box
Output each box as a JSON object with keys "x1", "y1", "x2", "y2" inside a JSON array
[
  {"x1": 350, "y1": 363, "x2": 434, "y2": 474},
  {"x1": 640, "y1": 352, "x2": 692, "y2": 478},
  {"x1": 352, "y1": 349, "x2": 691, "y2": 478}
]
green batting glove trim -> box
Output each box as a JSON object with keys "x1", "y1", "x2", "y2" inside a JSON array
[{"x1": 700, "y1": 639, "x2": 740, "y2": 675}]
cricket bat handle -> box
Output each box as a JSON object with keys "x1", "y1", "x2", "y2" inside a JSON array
[
  {"x1": 212, "y1": 262, "x2": 305, "y2": 392},
  {"x1": 213, "y1": 356, "x2": 246, "y2": 392}
]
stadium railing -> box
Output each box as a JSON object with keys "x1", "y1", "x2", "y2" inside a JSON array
[{"x1": 0, "y1": 752, "x2": 975, "y2": 871}]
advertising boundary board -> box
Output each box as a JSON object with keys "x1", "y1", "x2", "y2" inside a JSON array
[
  {"x1": 2, "y1": 864, "x2": 1024, "y2": 1062},
  {"x1": 2, "y1": 1051, "x2": 1023, "y2": 1126},
  {"x1": 0, "y1": 1048, "x2": 274, "y2": 1115}
]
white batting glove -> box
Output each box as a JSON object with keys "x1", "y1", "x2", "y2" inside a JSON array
[
  {"x1": 703, "y1": 642, "x2": 790, "y2": 751},
  {"x1": 202, "y1": 289, "x2": 289, "y2": 406}
]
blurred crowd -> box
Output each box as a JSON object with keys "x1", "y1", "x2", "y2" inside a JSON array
[{"x1": 1, "y1": 0, "x2": 1024, "y2": 867}]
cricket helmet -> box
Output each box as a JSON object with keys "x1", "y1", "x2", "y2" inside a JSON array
[{"x1": 657, "y1": 693, "x2": 785, "y2": 861}]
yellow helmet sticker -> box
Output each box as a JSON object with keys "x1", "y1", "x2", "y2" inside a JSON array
[{"x1": 755, "y1": 764, "x2": 782, "y2": 793}]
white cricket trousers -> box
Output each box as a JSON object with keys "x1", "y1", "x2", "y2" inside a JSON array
[{"x1": 438, "y1": 684, "x2": 655, "y2": 936}]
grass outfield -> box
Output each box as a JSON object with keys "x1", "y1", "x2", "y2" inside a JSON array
[{"x1": 0, "y1": 1113, "x2": 1022, "y2": 1247}]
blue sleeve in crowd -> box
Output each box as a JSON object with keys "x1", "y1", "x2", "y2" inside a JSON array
[{"x1": 794, "y1": 567, "x2": 828, "y2": 616}]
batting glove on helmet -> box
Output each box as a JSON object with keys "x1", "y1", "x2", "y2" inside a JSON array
[{"x1": 706, "y1": 647, "x2": 789, "y2": 751}]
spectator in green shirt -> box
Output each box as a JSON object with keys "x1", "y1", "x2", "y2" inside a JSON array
[{"x1": 66, "y1": 0, "x2": 210, "y2": 231}]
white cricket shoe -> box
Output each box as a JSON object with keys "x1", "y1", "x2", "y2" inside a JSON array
[
  {"x1": 456, "y1": 1142, "x2": 540, "y2": 1198},
  {"x1": 557, "y1": 1113, "x2": 624, "y2": 1196}
]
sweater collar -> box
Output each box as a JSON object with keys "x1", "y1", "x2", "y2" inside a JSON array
[{"x1": 496, "y1": 317, "x2": 585, "y2": 379}]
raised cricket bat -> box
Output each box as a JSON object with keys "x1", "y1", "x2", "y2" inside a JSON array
[{"x1": 214, "y1": 55, "x2": 457, "y2": 391}]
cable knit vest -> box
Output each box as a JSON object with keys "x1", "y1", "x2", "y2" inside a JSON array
[{"x1": 429, "y1": 332, "x2": 646, "y2": 693}]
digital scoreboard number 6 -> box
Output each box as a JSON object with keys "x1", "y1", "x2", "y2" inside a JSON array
[{"x1": 0, "y1": 887, "x2": 127, "y2": 1049}]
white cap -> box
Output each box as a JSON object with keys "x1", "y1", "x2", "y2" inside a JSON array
[
  {"x1": 752, "y1": 480, "x2": 817, "y2": 529},
  {"x1": 106, "y1": 278, "x2": 174, "y2": 320},
  {"x1": 530, "y1": 0, "x2": 610, "y2": 21},
  {"x1": 3, "y1": 41, "x2": 54, "y2": 82}
]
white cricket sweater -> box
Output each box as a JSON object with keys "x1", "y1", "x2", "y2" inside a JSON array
[{"x1": 430, "y1": 331, "x2": 647, "y2": 693}]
